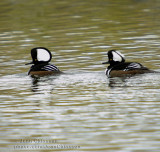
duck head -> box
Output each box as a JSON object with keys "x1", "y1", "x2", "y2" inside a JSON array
[
  {"x1": 102, "y1": 50, "x2": 125, "y2": 66},
  {"x1": 26, "y1": 47, "x2": 52, "y2": 65}
]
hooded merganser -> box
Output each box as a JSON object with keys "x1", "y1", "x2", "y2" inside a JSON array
[
  {"x1": 26, "y1": 47, "x2": 61, "y2": 76},
  {"x1": 102, "y1": 50, "x2": 153, "y2": 78}
]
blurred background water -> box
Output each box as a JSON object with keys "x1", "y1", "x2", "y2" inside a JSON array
[{"x1": 0, "y1": 0, "x2": 160, "y2": 151}]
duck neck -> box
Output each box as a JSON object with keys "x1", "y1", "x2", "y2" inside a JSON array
[{"x1": 109, "y1": 61, "x2": 121, "y2": 67}]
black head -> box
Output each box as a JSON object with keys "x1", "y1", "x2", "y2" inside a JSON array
[
  {"x1": 102, "y1": 50, "x2": 125, "y2": 66},
  {"x1": 26, "y1": 47, "x2": 52, "y2": 65}
]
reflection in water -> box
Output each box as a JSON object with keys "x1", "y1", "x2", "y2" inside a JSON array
[
  {"x1": 108, "y1": 72, "x2": 160, "y2": 88},
  {"x1": 30, "y1": 74, "x2": 59, "y2": 92},
  {"x1": 31, "y1": 76, "x2": 41, "y2": 92},
  {"x1": 107, "y1": 72, "x2": 160, "y2": 88},
  {"x1": 108, "y1": 77, "x2": 127, "y2": 88}
]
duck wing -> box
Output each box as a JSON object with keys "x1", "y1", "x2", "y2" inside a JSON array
[
  {"x1": 113, "y1": 62, "x2": 149, "y2": 71},
  {"x1": 42, "y1": 64, "x2": 60, "y2": 71}
]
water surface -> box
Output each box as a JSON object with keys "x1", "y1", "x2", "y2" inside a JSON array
[{"x1": 0, "y1": 0, "x2": 160, "y2": 151}]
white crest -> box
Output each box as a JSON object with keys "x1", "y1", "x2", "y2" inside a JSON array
[
  {"x1": 37, "y1": 49, "x2": 50, "y2": 61},
  {"x1": 112, "y1": 51, "x2": 124, "y2": 62}
]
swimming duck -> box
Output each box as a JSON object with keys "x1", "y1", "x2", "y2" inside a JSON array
[
  {"x1": 102, "y1": 50, "x2": 153, "y2": 78},
  {"x1": 26, "y1": 47, "x2": 61, "y2": 76}
]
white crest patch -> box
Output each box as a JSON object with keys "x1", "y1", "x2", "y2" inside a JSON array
[
  {"x1": 37, "y1": 49, "x2": 50, "y2": 61},
  {"x1": 112, "y1": 51, "x2": 124, "y2": 62}
]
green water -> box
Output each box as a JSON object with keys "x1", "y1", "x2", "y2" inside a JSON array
[{"x1": 0, "y1": 0, "x2": 160, "y2": 151}]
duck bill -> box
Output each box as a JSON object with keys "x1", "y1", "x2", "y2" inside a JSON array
[
  {"x1": 102, "y1": 61, "x2": 109, "y2": 64},
  {"x1": 25, "y1": 61, "x2": 33, "y2": 65}
]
